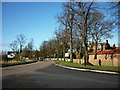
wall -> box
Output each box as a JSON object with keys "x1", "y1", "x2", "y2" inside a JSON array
[
  {"x1": 89, "y1": 54, "x2": 120, "y2": 66},
  {"x1": 45, "y1": 54, "x2": 120, "y2": 66},
  {"x1": 45, "y1": 58, "x2": 85, "y2": 64}
]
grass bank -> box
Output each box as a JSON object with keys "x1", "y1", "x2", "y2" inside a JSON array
[
  {"x1": 1, "y1": 60, "x2": 37, "y2": 67},
  {"x1": 55, "y1": 60, "x2": 120, "y2": 71}
]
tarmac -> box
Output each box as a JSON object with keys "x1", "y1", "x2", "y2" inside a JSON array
[{"x1": 54, "y1": 62, "x2": 119, "y2": 75}]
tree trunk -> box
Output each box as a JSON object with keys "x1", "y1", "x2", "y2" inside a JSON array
[
  {"x1": 94, "y1": 41, "x2": 98, "y2": 59},
  {"x1": 70, "y1": 2, "x2": 74, "y2": 63},
  {"x1": 70, "y1": 32, "x2": 73, "y2": 62},
  {"x1": 79, "y1": 43, "x2": 82, "y2": 64},
  {"x1": 20, "y1": 45, "x2": 22, "y2": 53},
  {"x1": 84, "y1": 39, "x2": 88, "y2": 66},
  {"x1": 63, "y1": 46, "x2": 65, "y2": 61},
  {"x1": 57, "y1": 52, "x2": 59, "y2": 60}
]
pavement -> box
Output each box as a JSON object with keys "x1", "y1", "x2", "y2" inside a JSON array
[{"x1": 54, "y1": 61, "x2": 119, "y2": 75}]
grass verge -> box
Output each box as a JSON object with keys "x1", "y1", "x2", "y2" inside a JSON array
[
  {"x1": 1, "y1": 60, "x2": 37, "y2": 67},
  {"x1": 56, "y1": 60, "x2": 120, "y2": 71}
]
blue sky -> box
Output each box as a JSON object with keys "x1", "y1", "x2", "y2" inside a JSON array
[
  {"x1": 2, "y1": 2, "x2": 63, "y2": 51},
  {"x1": 2, "y1": 2, "x2": 118, "y2": 51}
]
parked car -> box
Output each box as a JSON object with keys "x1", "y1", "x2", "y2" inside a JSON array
[
  {"x1": 36, "y1": 58, "x2": 39, "y2": 61},
  {"x1": 39, "y1": 58, "x2": 43, "y2": 61}
]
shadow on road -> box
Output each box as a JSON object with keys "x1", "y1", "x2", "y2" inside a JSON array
[{"x1": 2, "y1": 73, "x2": 54, "y2": 88}]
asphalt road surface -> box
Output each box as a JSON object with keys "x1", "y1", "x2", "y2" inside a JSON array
[{"x1": 2, "y1": 60, "x2": 119, "y2": 88}]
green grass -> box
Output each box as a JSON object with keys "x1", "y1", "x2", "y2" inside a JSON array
[
  {"x1": 56, "y1": 60, "x2": 120, "y2": 71},
  {"x1": 1, "y1": 60, "x2": 37, "y2": 67}
]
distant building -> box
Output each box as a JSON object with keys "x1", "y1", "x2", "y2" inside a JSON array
[
  {"x1": 88, "y1": 40, "x2": 120, "y2": 66},
  {"x1": 7, "y1": 51, "x2": 15, "y2": 59}
]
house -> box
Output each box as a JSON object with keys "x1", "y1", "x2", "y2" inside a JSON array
[
  {"x1": 88, "y1": 40, "x2": 120, "y2": 66},
  {"x1": 7, "y1": 51, "x2": 15, "y2": 59}
]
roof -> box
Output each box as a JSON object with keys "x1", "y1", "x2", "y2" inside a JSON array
[
  {"x1": 8, "y1": 51, "x2": 14, "y2": 53},
  {"x1": 116, "y1": 47, "x2": 120, "y2": 49},
  {"x1": 88, "y1": 47, "x2": 120, "y2": 55}
]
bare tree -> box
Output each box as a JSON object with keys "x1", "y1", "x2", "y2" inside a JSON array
[
  {"x1": 56, "y1": 2, "x2": 75, "y2": 62},
  {"x1": 10, "y1": 40, "x2": 18, "y2": 53},
  {"x1": 24, "y1": 38, "x2": 34, "y2": 51},
  {"x1": 39, "y1": 41, "x2": 49, "y2": 58},
  {"x1": 55, "y1": 28, "x2": 70, "y2": 61},
  {"x1": 67, "y1": 2, "x2": 94, "y2": 65},
  {"x1": 54, "y1": 30, "x2": 62, "y2": 60},
  {"x1": 16, "y1": 34, "x2": 27, "y2": 53},
  {"x1": 86, "y1": 8, "x2": 116, "y2": 59}
]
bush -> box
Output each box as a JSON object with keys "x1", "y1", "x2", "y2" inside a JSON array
[
  {"x1": 14, "y1": 54, "x2": 20, "y2": 61},
  {"x1": 2, "y1": 54, "x2": 8, "y2": 61},
  {"x1": 88, "y1": 49, "x2": 93, "y2": 52}
]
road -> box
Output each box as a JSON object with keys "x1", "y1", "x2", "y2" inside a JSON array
[{"x1": 2, "y1": 60, "x2": 119, "y2": 88}]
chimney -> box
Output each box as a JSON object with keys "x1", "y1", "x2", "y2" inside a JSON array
[
  {"x1": 105, "y1": 40, "x2": 110, "y2": 50},
  {"x1": 106, "y1": 40, "x2": 108, "y2": 44},
  {"x1": 113, "y1": 44, "x2": 115, "y2": 47}
]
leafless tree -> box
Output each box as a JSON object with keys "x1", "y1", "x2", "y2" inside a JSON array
[
  {"x1": 54, "y1": 29, "x2": 62, "y2": 60},
  {"x1": 16, "y1": 34, "x2": 27, "y2": 53},
  {"x1": 55, "y1": 28, "x2": 70, "y2": 61},
  {"x1": 39, "y1": 41, "x2": 49, "y2": 58},
  {"x1": 56, "y1": 2, "x2": 75, "y2": 62},
  {"x1": 89, "y1": 10, "x2": 115, "y2": 59},
  {"x1": 10, "y1": 40, "x2": 18, "y2": 53},
  {"x1": 67, "y1": 2, "x2": 94, "y2": 65},
  {"x1": 24, "y1": 38, "x2": 34, "y2": 51}
]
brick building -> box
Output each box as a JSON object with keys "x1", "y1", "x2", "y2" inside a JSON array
[{"x1": 88, "y1": 40, "x2": 120, "y2": 66}]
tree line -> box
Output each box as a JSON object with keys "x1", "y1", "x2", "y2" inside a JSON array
[
  {"x1": 2, "y1": 34, "x2": 40, "y2": 61},
  {"x1": 39, "y1": 2, "x2": 118, "y2": 65},
  {"x1": 10, "y1": 34, "x2": 33, "y2": 53}
]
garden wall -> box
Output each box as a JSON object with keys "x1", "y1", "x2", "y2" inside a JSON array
[{"x1": 45, "y1": 53, "x2": 120, "y2": 67}]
